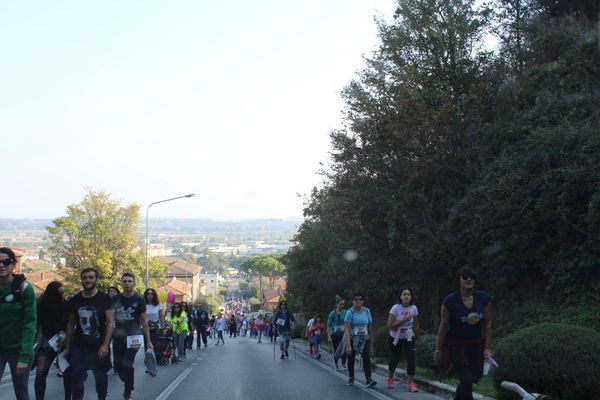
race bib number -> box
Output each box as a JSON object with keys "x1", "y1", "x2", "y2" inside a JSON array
[
  {"x1": 276, "y1": 318, "x2": 286, "y2": 326},
  {"x1": 353, "y1": 325, "x2": 367, "y2": 335},
  {"x1": 127, "y1": 335, "x2": 144, "y2": 349},
  {"x1": 334, "y1": 324, "x2": 344, "y2": 333}
]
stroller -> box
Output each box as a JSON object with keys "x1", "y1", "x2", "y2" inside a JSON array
[{"x1": 155, "y1": 327, "x2": 176, "y2": 365}]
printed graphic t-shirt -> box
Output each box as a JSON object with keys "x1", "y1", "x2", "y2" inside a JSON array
[
  {"x1": 68, "y1": 291, "x2": 113, "y2": 344},
  {"x1": 112, "y1": 293, "x2": 146, "y2": 338},
  {"x1": 388, "y1": 304, "x2": 418, "y2": 338},
  {"x1": 443, "y1": 290, "x2": 491, "y2": 340}
]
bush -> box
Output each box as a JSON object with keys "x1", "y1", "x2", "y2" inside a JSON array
[
  {"x1": 492, "y1": 323, "x2": 600, "y2": 400},
  {"x1": 372, "y1": 326, "x2": 389, "y2": 359},
  {"x1": 416, "y1": 334, "x2": 437, "y2": 372},
  {"x1": 293, "y1": 324, "x2": 305, "y2": 340}
]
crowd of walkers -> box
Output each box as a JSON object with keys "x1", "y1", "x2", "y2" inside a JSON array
[{"x1": 0, "y1": 243, "x2": 492, "y2": 400}]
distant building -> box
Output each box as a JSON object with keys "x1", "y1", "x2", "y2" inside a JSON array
[
  {"x1": 157, "y1": 279, "x2": 193, "y2": 303},
  {"x1": 26, "y1": 269, "x2": 65, "y2": 297},
  {"x1": 147, "y1": 245, "x2": 169, "y2": 257},
  {"x1": 199, "y1": 272, "x2": 221, "y2": 297},
  {"x1": 157, "y1": 256, "x2": 202, "y2": 301}
]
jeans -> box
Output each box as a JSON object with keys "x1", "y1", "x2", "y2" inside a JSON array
[
  {"x1": 0, "y1": 353, "x2": 31, "y2": 400},
  {"x1": 113, "y1": 338, "x2": 139, "y2": 396},
  {"x1": 69, "y1": 342, "x2": 110, "y2": 400},
  {"x1": 196, "y1": 326, "x2": 208, "y2": 347},
  {"x1": 217, "y1": 330, "x2": 224, "y2": 344},
  {"x1": 331, "y1": 335, "x2": 347, "y2": 366},
  {"x1": 388, "y1": 336, "x2": 416, "y2": 375},
  {"x1": 174, "y1": 331, "x2": 187, "y2": 358},
  {"x1": 348, "y1": 338, "x2": 372, "y2": 380},
  {"x1": 34, "y1": 344, "x2": 71, "y2": 400}
]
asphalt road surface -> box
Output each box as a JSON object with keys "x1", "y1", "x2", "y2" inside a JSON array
[{"x1": 0, "y1": 335, "x2": 446, "y2": 400}]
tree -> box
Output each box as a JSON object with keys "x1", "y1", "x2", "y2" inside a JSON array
[{"x1": 46, "y1": 190, "x2": 167, "y2": 293}]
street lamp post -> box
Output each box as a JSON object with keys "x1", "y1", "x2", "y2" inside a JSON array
[{"x1": 145, "y1": 193, "x2": 195, "y2": 287}]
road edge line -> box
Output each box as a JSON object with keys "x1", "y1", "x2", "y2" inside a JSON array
[{"x1": 155, "y1": 367, "x2": 193, "y2": 400}]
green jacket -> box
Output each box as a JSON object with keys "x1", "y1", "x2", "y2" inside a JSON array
[{"x1": 0, "y1": 279, "x2": 37, "y2": 363}]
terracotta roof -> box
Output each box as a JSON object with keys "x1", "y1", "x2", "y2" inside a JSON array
[
  {"x1": 157, "y1": 257, "x2": 202, "y2": 276},
  {"x1": 26, "y1": 269, "x2": 65, "y2": 284},
  {"x1": 157, "y1": 279, "x2": 192, "y2": 296}
]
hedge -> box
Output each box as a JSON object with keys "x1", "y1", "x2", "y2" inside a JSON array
[{"x1": 492, "y1": 323, "x2": 600, "y2": 400}]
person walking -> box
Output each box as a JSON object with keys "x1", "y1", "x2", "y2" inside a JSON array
[
  {"x1": 435, "y1": 266, "x2": 493, "y2": 400},
  {"x1": 107, "y1": 286, "x2": 120, "y2": 375},
  {"x1": 194, "y1": 304, "x2": 210, "y2": 349},
  {"x1": 273, "y1": 300, "x2": 295, "y2": 359},
  {"x1": 143, "y1": 288, "x2": 164, "y2": 351},
  {"x1": 166, "y1": 303, "x2": 188, "y2": 361},
  {"x1": 327, "y1": 296, "x2": 347, "y2": 371},
  {"x1": 181, "y1": 302, "x2": 194, "y2": 351},
  {"x1": 112, "y1": 273, "x2": 154, "y2": 400},
  {"x1": 0, "y1": 247, "x2": 37, "y2": 400},
  {"x1": 255, "y1": 315, "x2": 264, "y2": 343},
  {"x1": 229, "y1": 314, "x2": 237, "y2": 338},
  {"x1": 34, "y1": 281, "x2": 70, "y2": 400},
  {"x1": 308, "y1": 314, "x2": 326, "y2": 359},
  {"x1": 387, "y1": 288, "x2": 419, "y2": 391},
  {"x1": 306, "y1": 312, "x2": 316, "y2": 355},
  {"x1": 63, "y1": 268, "x2": 113, "y2": 400},
  {"x1": 215, "y1": 313, "x2": 226, "y2": 345},
  {"x1": 344, "y1": 293, "x2": 376, "y2": 387}
]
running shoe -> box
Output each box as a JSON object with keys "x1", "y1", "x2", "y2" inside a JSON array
[
  {"x1": 387, "y1": 378, "x2": 395, "y2": 389},
  {"x1": 56, "y1": 368, "x2": 63, "y2": 377},
  {"x1": 347, "y1": 378, "x2": 354, "y2": 386},
  {"x1": 280, "y1": 353, "x2": 285, "y2": 359},
  {"x1": 316, "y1": 353, "x2": 321, "y2": 360},
  {"x1": 342, "y1": 364, "x2": 347, "y2": 372},
  {"x1": 335, "y1": 363, "x2": 340, "y2": 371},
  {"x1": 407, "y1": 383, "x2": 418, "y2": 392},
  {"x1": 309, "y1": 348, "x2": 313, "y2": 355},
  {"x1": 366, "y1": 379, "x2": 377, "y2": 388},
  {"x1": 285, "y1": 349, "x2": 289, "y2": 358}
]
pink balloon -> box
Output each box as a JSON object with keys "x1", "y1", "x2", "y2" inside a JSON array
[{"x1": 167, "y1": 292, "x2": 176, "y2": 303}]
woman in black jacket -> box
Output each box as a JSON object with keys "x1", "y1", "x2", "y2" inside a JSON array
[{"x1": 34, "y1": 280, "x2": 70, "y2": 400}]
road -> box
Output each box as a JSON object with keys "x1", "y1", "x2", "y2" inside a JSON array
[{"x1": 0, "y1": 335, "x2": 445, "y2": 400}]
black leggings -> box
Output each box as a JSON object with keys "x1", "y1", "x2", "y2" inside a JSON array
[
  {"x1": 388, "y1": 336, "x2": 416, "y2": 375},
  {"x1": 331, "y1": 335, "x2": 347, "y2": 365},
  {"x1": 34, "y1": 348, "x2": 71, "y2": 400},
  {"x1": 450, "y1": 342, "x2": 481, "y2": 400},
  {"x1": 347, "y1": 339, "x2": 372, "y2": 380}
]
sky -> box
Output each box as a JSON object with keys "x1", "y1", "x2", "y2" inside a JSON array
[{"x1": 1, "y1": 1, "x2": 396, "y2": 220}]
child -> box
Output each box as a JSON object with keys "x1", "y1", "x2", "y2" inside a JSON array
[{"x1": 308, "y1": 314, "x2": 326, "y2": 359}]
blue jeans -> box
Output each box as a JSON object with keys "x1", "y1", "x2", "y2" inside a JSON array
[
  {"x1": 113, "y1": 338, "x2": 139, "y2": 396},
  {"x1": 0, "y1": 353, "x2": 31, "y2": 400}
]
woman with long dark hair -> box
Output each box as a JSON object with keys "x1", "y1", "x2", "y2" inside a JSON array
[
  {"x1": 435, "y1": 266, "x2": 493, "y2": 400},
  {"x1": 143, "y1": 289, "x2": 163, "y2": 351},
  {"x1": 387, "y1": 288, "x2": 419, "y2": 391},
  {"x1": 166, "y1": 303, "x2": 188, "y2": 361},
  {"x1": 34, "y1": 280, "x2": 70, "y2": 400}
]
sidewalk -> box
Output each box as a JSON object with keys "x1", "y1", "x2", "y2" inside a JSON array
[{"x1": 293, "y1": 339, "x2": 495, "y2": 400}]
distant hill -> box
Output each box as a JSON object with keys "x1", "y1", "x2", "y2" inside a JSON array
[{"x1": 0, "y1": 218, "x2": 303, "y2": 234}]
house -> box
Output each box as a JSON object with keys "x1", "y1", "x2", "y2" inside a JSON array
[
  {"x1": 199, "y1": 272, "x2": 221, "y2": 297},
  {"x1": 157, "y1": 279, "x2": 193, "y2": 303},
  {"x1": 25, "y1": 269, "x2": 66, "y2": 296},
  {"x1": 262, "y1": 288, "x2": 283, "y2": 310},
  {"x1": 157, "y1": 256, "x2": 202, "y2": 301}
]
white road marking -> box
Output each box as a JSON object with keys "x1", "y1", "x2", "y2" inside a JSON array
[
  {"x1": 155, "y1": 367, "x2": 193, "y2": 400},
  {"x1": 297, "y1": 351, "x2": 395, "y2": 400}
]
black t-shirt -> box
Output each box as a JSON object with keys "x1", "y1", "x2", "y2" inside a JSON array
[
  {"x1": 68, "y1": 291, "x2": 113, "y2": 344},
  {"x1": 196, "y1": 310, "x2": 210, "y2": 326},
  {"x1": 113, "y1": 293, "x2": 146, "y2": 338},
  {"x1": 443, "y1": 290, "x2": 491, "y2": 340}
]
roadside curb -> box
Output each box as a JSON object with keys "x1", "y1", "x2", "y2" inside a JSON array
[
  {"x1": 295, "y1": 339, "x2": 494, "y2": 400},
  {"x1": 370, "y1": 363, "x2": 495, "y2": 400}
]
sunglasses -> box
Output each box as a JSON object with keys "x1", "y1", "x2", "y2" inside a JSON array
[
  {"x1": 0, "y1": 259, "x2": 14, "y2": 267},
  {"x1": 461, "y1": 275, "x2": 476, "y2": 281}
]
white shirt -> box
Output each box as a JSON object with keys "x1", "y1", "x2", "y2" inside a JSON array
[
  {"x1": 146, "y1": 304, "x2": 162, "y2": 323},
  {"x1": 388, "y1": 304, "x2": 418, "y2": 339}
]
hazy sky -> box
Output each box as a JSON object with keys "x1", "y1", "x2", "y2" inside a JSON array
[{"x1": 1, "y1": 1, "x2": 395, "y2": 219}]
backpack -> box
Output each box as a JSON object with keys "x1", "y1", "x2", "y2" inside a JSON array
[{"x1": 2, "y1": 274, "x2": 27, "y2": 304}]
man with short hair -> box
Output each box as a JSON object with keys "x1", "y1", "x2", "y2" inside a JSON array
[
  {"x1": 194, "y1": 304, "x2": 210, "y2": 349},
  {"x1": 112, "y1": 273, "x2": 153, "y2": 400},
  {"x1": 64, "y1": 268, "x2": 113, "y2": 400}
]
